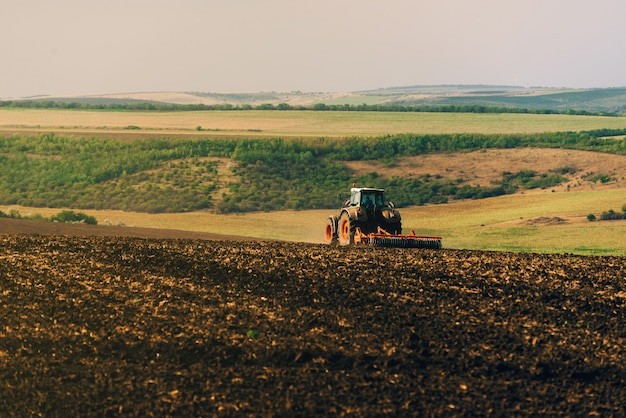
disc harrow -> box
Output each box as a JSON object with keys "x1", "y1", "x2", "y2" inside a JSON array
[{"x1": 354, "y1": 227, "x2": 442, "y2": 249}]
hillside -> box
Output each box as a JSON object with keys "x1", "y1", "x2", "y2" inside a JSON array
[
  {"x1": 358, "y1": 85, "x2": 626, "y2": 114},
  {"x1": 3, "y1": 125, "x2": 626, "y2": 216},
  {"x1": 4, "y1": 144, "x2": 626, "y2": 255},
  {"x1": 346, "y1": 147, "x2": 626, "y2": 192}
]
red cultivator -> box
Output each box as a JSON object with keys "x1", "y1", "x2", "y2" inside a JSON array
[{"x1": 354, "y1": 227, "x2": 442, "y2": 249}]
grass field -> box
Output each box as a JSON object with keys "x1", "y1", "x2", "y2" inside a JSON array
[
  {"x1": 3, "y1": 108, "x2": 626, "y2": 137},
  {"x1": 6, "y1": 187, "x2": 626, "y2": 255},
  {"x1": 401, "y1": 189, "x2": 626, "y2": 255}
]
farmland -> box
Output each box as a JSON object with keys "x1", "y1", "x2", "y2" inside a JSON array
[
  {"x1": 2, "y1": 105, "x2": 626, "y2": 415},
  {"x1": 8, "y1": 85, "x2": 626, "y2": 113},
  {"x1": 1, "y1": 234, "x2": 625, "y2": 416},
  {"x1": 3, "y1": 108, "x2": 626, "y2": 138}
]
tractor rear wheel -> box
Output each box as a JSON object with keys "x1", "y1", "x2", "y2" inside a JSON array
[{"x1": 338, "y1": 212, "x2": 354, "y2": 246}]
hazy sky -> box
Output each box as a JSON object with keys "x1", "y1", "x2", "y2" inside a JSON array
[{"x1": 2, "y1": 0, "x2": 626, "y2": 98}]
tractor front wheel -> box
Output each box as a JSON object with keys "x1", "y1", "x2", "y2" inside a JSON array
[
  {"x1": 338, "y1": 212, "x2": 354, "y2": 246},
  {"x1": 325, "y1": 216, "x2": 338, "y2": 245}
]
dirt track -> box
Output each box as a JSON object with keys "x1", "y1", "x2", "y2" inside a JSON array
[{"x1": 1, "y1": 222, "x2": 626, "y2": 416}]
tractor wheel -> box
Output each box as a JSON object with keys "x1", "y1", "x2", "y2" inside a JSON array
[
  {"x1": 338, "y1": 212, "x2": 354, "y2": 246},
  {"x1": 324, "y1": 216, "x2": 338, "y2": 245}
]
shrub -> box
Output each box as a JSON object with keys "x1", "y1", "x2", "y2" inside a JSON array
[
  {"x1": 50, "y1": 210, "x2": 97, "y2": 225},
  {"x1": 5, "y1": 209, "x2": 22, "y2": 219},
  {"x1": 554, "y1": 165, "x2": 578, "y2": 175},
  {"x1": 586, "y1": 173, "x2": 613, "y2": 184},
  {"x1": 599, "y1": 209, "x2": 624, "y2": 221}
]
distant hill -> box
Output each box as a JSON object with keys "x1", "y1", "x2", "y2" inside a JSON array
[
  {"x1": 336, "y1": 85, "x2": 626, "y2": 114},
  {"x1": 9, "y1": 85, "x2": 626, "y2": 114}
]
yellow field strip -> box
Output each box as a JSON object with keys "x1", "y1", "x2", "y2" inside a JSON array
[{"x1": 2, "y1": 109, "x2": 626, "y2": 136}]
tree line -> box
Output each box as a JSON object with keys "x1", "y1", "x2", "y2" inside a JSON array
[{"x1": 0, "y1": 99, "x2": 619, "y2": 116}]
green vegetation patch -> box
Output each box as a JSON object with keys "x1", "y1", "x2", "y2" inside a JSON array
[
  {"x1": 2, "y1": 128, "x2": 626, "y2": 213},
  {"x1": 0, "y1": 209, "x2": 97, "y2": 224},
  {"x1": 502, "y1": 169, "x2": 565, "y2": 190},
  {"x1": 0, "y1": 134, "x2": 235, "y2": 213}
]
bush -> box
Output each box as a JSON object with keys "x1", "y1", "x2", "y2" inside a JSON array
[
  {"x1": 600, "y1": 209, "x2": 624, "y2": 221},
  {"x1": 587, "y1": 214, "x2": 596, "y2": 221},
  {"x1": 50, "y1": 210, "x2": 97, "y2": 225},
  {"x1": 0, "y1": 209, "x2": 22, "y2": 219},
  {"x1": 586, "y1": 173, "x2": 613, "y2": 184}
]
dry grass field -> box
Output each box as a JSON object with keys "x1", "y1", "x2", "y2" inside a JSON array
[
  {"x1": 3, "y1": 108, "x2": 626, "y2": 138},
  {"x1": 346, "y1": 147, "x2": 626, "y2": 190}
]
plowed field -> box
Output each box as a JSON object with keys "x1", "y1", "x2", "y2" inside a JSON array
[{"x1": 1, "y1": 229, "x2": 625, "y2": 416}]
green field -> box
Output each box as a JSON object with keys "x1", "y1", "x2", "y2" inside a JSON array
[{"x1": 402, "y1": 189, "x2": 626, "y2": 255}]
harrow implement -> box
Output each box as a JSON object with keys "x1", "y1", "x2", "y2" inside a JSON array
[{"x1": 354, "y1": 227, "x2": 442, "y2": 249}]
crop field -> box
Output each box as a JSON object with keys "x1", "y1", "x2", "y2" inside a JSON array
[{"x1": 3, "y1": 108, "x2": 626, "y2": 137}]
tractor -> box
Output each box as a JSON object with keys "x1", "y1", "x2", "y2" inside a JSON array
[{"x1": 325, "y1": 185, "x2": 442, "y2": 248}]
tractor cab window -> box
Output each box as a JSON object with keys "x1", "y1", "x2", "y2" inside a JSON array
[
  {"x1": 361, "y1": 192, "x2": 375, "y2": 209},
  {"x1": 350, "y1": 189, "x2": 386, "y2": 208}
]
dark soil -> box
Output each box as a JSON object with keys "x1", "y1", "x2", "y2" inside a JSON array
[{"x1": 1, "y1": 224, "x2": 625, "y2": 416}]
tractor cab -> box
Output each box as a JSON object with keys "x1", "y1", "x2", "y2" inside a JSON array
[{"x1": 347, "y1": 187, "x2": 386, "y2": 210}]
